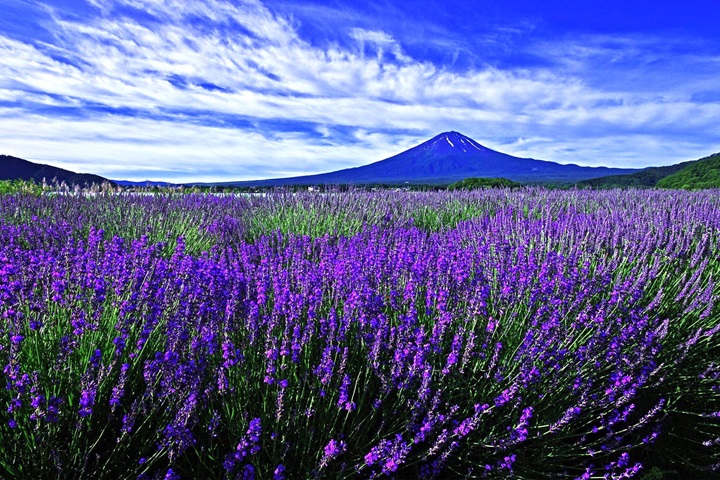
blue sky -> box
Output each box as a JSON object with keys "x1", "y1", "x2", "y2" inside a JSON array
[{"x1": 1, "y1": 0, "x2": 719, "y2": 182}]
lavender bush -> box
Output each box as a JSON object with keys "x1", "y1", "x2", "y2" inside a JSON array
[{"x1": 0, "y1": 188, "x2": 719, "y2": 479}]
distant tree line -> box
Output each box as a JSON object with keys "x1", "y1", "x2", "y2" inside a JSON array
[{"x1": 447, "y1": 177, "x2": 522, "y2": 190}]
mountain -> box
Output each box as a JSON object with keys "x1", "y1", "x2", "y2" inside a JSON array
[
  {"x1": 213, "y1": 132, "x2": 639, "y2": 187},
  {"x1": 578, "y1": 160, "x2": 698, "y2": 188},
  {"x1": 0, "y1": 154, "x2": 112, "y2": 186},
  {"x1": 656, "y1": 152, "x2": 720, "y2": 189}
]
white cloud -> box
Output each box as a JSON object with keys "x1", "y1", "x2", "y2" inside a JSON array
[
  {"x1": 349, "y1": 28, "x2": 412, "y2": 63},
  {"x1": 0, "y1": 0, "x2": 718, "y2": 181},
  {"x1": 0, "y1": 110, "x2": 423, "y2": 181}
]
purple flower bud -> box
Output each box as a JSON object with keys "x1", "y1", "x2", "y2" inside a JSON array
[{"x1": 78, "y1": 388, "x2": 96, "y2": 417}]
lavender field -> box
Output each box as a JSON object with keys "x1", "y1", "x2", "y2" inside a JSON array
[{"x1": 1, "y1": 188, "x2": 719, "y2": 479}]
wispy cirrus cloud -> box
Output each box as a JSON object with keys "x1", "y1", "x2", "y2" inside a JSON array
[{"x1": 0, "y1": 0, "x2": 719, "y2": 180}]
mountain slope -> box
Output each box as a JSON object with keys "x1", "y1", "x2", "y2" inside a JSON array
[
  {"x1": 578, "y1": 161, "x2": 698, "y2": 188},
  {"x1": 0, "y1": 155, "x2": 112, "y2": 186},
  {"x1": 657, "y1": 152, "x2": 720, "y2": 189},
  {"x1": 216, "y1": 132, "x2": 638, "y2": 187}
]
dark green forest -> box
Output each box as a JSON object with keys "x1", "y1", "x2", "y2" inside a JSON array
[
  {"x1": 447, "y1": 177, "x2": 521, "y2": 190},
  {"x1": 656, "y1": 153, "x2": 720, "y2": 189}
]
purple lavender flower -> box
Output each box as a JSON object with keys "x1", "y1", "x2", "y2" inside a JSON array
[
  {"x1": 319, "y1": 439, "x2": 347, "y2": 469},
  {"x1": 163, "y1": 468, "x2": 180, "y2": 480},
  {"x1": 78, "y1": 388, "x2": 96, "y2": 418},
  {"x1": 225, "y1": 418, "x2": 263, "y2": 473}
]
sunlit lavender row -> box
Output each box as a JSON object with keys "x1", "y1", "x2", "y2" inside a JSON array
[{"x1": 1, "y1": 188, "x2": 719, "y2": 479}]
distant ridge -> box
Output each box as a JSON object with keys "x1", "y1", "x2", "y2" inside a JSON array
[
  {"x1": 578, "y1": 160, "x2": 699, "y2": 188},
  {"x1": 210, "y1": 132, "x2": 639, "y2": 187},
  {"x1": 0, "y1": 154, "x2": 112, "y2": 186},
  {"x1": 657, "y1": 152, "x2": 720, "y2": 189},
  {"x1": 579, "y1": 151, "x2": 720, "y2": 189}
]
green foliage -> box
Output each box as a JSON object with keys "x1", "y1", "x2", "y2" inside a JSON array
[
  {"x1": 0, "y1": 179, "x2": 44, "y2": 196},
  {"x1": 242, "y1": 190, "x2": 404, "y2": 239},
  {"x1": 410, "y1": 201, "x2": 491, "y2": 231},
  {"x1": 578, "y1": 161, "x2": 697, "y2": 189},
  {"x1": 447, "y1": 177, "x2": 521, "y2": 190},
  {"x1": 657, "y1": 153, "x2": 720, "y2": 190}
]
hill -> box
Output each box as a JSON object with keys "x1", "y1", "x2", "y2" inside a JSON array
[
  {"x1": 0, "y1": 155, "x2": 112, "y2": 186},
  {"x1": 578, "y1": 161, "x2": 697, "y2": 188},
  {"x1": 656, "y1": 152, "x2": 720, "y2": 189},
  {"x1": 208, "y1": 132, "x2": 639, "y2": 187}
]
